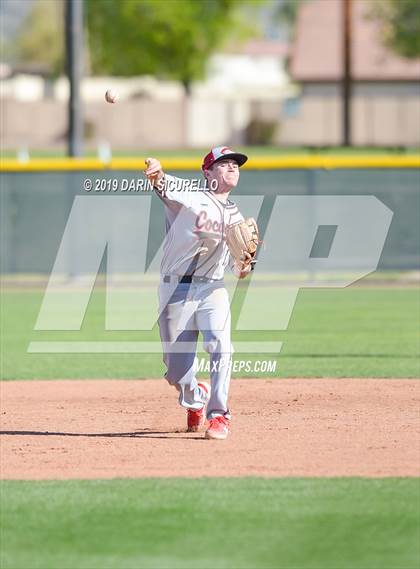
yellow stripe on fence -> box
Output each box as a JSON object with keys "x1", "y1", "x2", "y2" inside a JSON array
[{"x1": 0, "y1": 155, "x2": 419, "y2": 172}]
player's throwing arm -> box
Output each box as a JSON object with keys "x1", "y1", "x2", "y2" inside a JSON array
[{"x1": 144, "y1": 158, "x2": 164, "y2": 187}]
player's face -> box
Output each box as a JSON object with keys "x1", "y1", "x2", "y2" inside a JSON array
[{"x1": 209, "y1": 159, "x2": 240, "y2": 191}]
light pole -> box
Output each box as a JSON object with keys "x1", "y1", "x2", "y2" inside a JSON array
[
  {"x1": 342, "y1": 0, "x2": 352, "y2": 146},
  {"x1": 65, "y1": 0, "x2": 84, "y2": 156}
]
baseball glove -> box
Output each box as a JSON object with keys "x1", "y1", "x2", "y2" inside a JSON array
[{"x1": 225, "y1": 217, "x2": 260, "y2": 268}]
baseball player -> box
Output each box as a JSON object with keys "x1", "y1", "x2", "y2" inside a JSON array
[{"x1": 144, "y1": 147, "x2": 257, "y2": 440}]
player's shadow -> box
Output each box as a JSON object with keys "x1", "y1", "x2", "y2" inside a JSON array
[{"x1": 0, "y1": 430, "x2": 203, "y2": 440}]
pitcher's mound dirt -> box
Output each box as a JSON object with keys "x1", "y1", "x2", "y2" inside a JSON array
[{"x1": 1, "y1": 379, "x2": 419, "y2": 480}]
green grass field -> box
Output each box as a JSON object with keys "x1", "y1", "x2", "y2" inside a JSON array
[
  {"x1": 1, "y1": 478, "x2": 419, "y2": 569},
  {"x1": 1, "y1": 283, "x2": 418, "y2": 569},
  {"x1": 1, "y1": 286, "x2": 418, "y2": 380}
]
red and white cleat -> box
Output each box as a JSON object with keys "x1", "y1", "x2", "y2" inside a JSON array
[
  {"x1": 187, "y1": 407, "x2": 205, "y2": 432},
  {"x1": 205, "y1": 415, "x2": 230, "y2": 440},
  {"x1": 187, "y1": 382, "x2": 210, "y2": 432}
]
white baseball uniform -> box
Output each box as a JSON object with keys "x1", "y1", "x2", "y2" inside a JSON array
[{"x1": 155, "y1": 174, "x2": 247, "y2": 419}]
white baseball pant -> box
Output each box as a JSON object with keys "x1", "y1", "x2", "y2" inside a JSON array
[{"x1": 158, "y1": 278, "x2": 232, "y2": 419}]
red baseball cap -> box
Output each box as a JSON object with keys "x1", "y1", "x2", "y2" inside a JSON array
[{"x1": 202, "y1": 146, "x2": 248, "y2": 171}]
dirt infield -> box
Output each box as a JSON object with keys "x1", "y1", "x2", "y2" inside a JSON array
[{"x1": 1, "y1": 379, "x2": 419, "y2": 480}]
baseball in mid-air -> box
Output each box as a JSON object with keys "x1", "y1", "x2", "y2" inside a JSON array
[{"x1": 105, "y1": 89, "x2": 118, "y2": 104}]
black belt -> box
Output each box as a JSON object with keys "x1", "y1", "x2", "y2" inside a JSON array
[
  {"x1": 163, "y1": 275, "x2": 221, "y2": 284},
  {"x1": 163, "y1": 275, "x2": 193, "y2": 284}
]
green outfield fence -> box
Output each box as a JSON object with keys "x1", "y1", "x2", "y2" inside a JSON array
[{"x1": 0, "y1": 155, "x2": 419, "y2": 273}]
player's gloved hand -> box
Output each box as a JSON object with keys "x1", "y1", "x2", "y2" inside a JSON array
[
  {"x1": 144, "y1": 157, "x2": 164, "y2": 186},
  {"x1": 226, "y1": 218, "x2": 260, "y2": 275}
]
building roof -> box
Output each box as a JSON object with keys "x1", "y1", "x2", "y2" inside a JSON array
[
  {"x1": 241, "y1": 39, "x2": 289, "y2": 58},
  {"x1": 290, "y1": 0, "x2": 420, "y2": 81}
]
